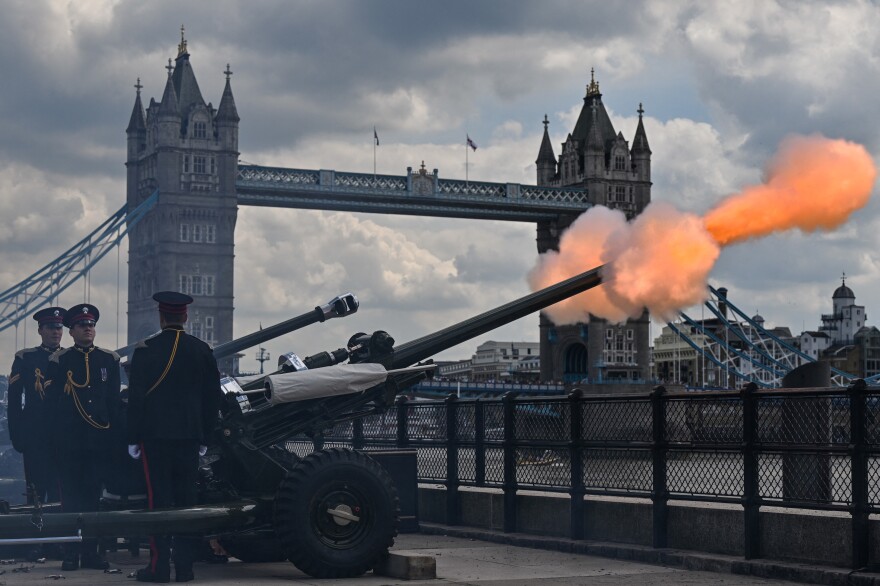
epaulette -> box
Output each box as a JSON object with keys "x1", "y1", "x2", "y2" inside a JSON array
[
  {"x1": 134, "y1": 339, "x2": 149, "y2": 350},
  {"x1": 14, "y1": 347, "x2": 40, "y2": 360},
  {"x1": 94, "y1": 346, "x2": 121, "y2": 361},
  {"x1": 49, "y1": 347, "x2": 73, "y2": 363}
]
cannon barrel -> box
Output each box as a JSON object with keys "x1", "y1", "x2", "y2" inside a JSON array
[
  {"x1": 389, "y1": 265, "x2": 603, "y2": 368},
  {"x1": 116, "y1": 293, "x2": 358, "y2": 362},
  {"x1": 213, "y1": 293, "x2": 359, "y2": 361},
  {"x1": 221, "y1": 265, "x2": 604, "y2": 449}
]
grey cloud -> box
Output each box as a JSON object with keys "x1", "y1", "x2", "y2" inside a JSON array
[{"x1": 4, "y1": 0, "x2": 880, "y2": 372}]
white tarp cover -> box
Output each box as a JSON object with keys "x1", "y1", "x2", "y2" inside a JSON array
[{"x1": 265, "y1": 363, "x2": 389, "y2": 404}]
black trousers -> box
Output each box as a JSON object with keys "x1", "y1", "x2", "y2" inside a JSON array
[
  {"x1": 23, "y1": 442, "x2": 60, "y2": 505},
  {"x1": 58, "y1": 449, "x2": 104, "y2": 558},
  {"x1": 141, "y1": 439, "x2": 199, "y2": 571}
]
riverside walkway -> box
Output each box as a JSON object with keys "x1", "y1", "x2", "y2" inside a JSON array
[{"x1": 0, "y1": 531, "x2": 853, "y2": 585}]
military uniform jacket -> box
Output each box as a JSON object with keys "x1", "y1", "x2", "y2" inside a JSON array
[
  {"x1": 46, "y1": 345, "x2": 121, "y2": 452},
  {"x1": 7, "y1": 345, "x2": 57, "y2": 453},
  {"x1": 126, "y1": 325, "x2": 222, "y2": 445}
]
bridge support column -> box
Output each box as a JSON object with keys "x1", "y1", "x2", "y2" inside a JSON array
[{"x1": 537, "y1": 216, "x2": 577, "y2": 383}]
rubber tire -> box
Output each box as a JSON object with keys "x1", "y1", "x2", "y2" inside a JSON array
[
  {"x1": 219, "y1": 530, "x2": 288, "y2": 563},
  {"x1": 274, "y1": 448, "x2": 399, "y2": 578}
]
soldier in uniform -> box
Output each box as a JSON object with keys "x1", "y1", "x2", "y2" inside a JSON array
[
  {"x1": 127, "y1": 291, "x2": 222, "y2": 583},
  {"x1": 46, "y1": 304, "x2": 120, "y2": 571},
  {"x1": 7, "y1": 307, "x2": 66, "y2": 506}
]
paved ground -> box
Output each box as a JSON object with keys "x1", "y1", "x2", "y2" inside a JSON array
[{"x1": 0, "y1": 533, "x2": 805, "y2": 585}]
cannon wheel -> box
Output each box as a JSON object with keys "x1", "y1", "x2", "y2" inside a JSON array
[{"x1": 274, "y1": 447, "x2": 399, "y2": 578}]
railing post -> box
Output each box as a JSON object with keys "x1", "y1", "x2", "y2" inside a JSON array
[
  {"x1": 651, "y1": 385, "x2": 668, "y2": 549},
  {"x1": 352, "y1": 418, "x2": 365, "y2": 450},
  {"x1": 502, "y1": 391, "x2": 518, "y2": 533},
  {"x1": 741, "y1": 382, "x2": 760, "y2": 559},
  {"x1": 395, "y1": 395, "x2": 409, "y2": 449},
  {"x1": 475, "y1": 399, "x2": 486, "y2": 486},
  {"x1": 446, "y1": 393, "x2": 460, "y2": 526},
  {"x1": 568, "y1": 388, "x2": 585, "y2": 540},
  {"x1": 850, "y1": 379, "x2": 869, "y2": 570}
]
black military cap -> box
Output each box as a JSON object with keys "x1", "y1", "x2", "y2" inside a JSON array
[
  {"x1": 153, "y1": 291, "x2": 194, "y2": 314},
  {"x1": 33, "y1": 307, "x2": 67, "y2": 328},
  {"x1": 64, "y1": 303, "x2": 100, "y2": 327}
]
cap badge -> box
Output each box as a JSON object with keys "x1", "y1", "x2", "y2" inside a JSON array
[
  {"x1": 53, "y1": 310, "x2": 60, "y2": 316},
  {"x1": 82, "y1": 307, "x2": 88, "y2": 314}
]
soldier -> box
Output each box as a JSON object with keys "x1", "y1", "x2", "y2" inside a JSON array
[
  {"x1": 46, "y1": 303, "x2": 120, "y2": 571},
  {"x1": 127, "y1": 291, "x2": 222, "y2": 583},
  {"x1": 7, "y1": 307, "x2": 66, "y2": 506}
]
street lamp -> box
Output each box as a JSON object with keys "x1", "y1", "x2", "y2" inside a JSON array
[{"x1": 255, "y1": 346, "x2": 271, "y2": 374}]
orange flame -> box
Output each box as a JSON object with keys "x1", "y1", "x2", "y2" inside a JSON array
[
  {"x1": 531, "y1": 135, "x2": 876, "y2": 324},
  {"x1": 704, "y1": 135, "x2": 876, "y2": 246}
]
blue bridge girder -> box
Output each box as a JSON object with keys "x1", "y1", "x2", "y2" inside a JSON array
[
  {"x1": 0, "y1": 190, "x2": 158, "y2": 334},
  {"x1": 235, "y1": 165, "x2": 592, "y2": 222}
]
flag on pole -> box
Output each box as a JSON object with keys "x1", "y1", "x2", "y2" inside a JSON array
[
  {"x1": 467, "y1": 135, "x2": 478, "y2": 151},
  {"x1": 374, "y1": 126, "x2": 380, "y2": 146}
]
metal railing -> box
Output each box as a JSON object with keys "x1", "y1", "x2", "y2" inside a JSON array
[{"x1": 287, "y1": 381, "x2": 880, "y2": 569}]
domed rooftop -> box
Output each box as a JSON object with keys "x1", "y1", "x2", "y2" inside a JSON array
[{"x1": 833, "y1": 274, "x2": 855, "y2": 299}]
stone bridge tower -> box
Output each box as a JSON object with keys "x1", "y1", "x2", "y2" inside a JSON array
[
  {"x1": 125, "y1": 31, "x2": 240, "y2": 372},
  {"x1": 536, "y1": 71, "x2": 652, "y2": 384}
]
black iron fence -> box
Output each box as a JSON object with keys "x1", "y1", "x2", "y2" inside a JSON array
[{"x1": 287, "y1": 381, "x2": 880, "y2": 569}]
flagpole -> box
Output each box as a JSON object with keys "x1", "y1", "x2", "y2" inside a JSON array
[
  {"x1": 373, "y1": 127, "x2": 377, "y2": 183},
  {"x1": 465, "y1": 135, "x2": 469, "y2": 186}
]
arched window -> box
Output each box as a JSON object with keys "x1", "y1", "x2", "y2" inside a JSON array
[
  {"x1": 563, "y1": 343, "x2": 588, "y2": 380},
  {"x1": 193, "y1": 120, "x2": 207, "y2": 139}
]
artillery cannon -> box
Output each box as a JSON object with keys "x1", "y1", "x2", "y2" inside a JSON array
[{"x1": 0, "y1": 266, "x2": 603, "y2": 578}]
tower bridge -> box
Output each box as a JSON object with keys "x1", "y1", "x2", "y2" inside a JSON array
[{"x1": 121, "y1": 34, "x2": 654, "y2": 380}]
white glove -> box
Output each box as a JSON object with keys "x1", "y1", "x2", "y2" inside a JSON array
[
  {"x1": 128, "y1": 444, "x2": 141, "y2": 460},
  {"x1": 198, "y1": 445, "x2": 208, "y2": 457}
]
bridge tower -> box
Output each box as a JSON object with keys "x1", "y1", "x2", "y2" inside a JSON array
[
  {"x1": 536, "y1": 70, "x2": 652, "y2": 384},
  {"x1": 125, "y1": 31, "x2": 239, "y2": 371}
]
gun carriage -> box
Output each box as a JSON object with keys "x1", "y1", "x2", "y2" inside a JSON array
[{"x1": 0, "y1": 266, "x2": 603, "y2": 578}]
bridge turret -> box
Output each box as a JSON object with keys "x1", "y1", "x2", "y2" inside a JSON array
[{"x1": 126, "y1": 31, "x2": 240, "y2": 373}]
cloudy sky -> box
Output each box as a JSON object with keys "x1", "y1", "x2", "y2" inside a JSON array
[{"x1": 2, "y1": 0, "x2": 879, "y2": 373}]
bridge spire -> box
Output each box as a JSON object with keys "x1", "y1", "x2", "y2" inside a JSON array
[
  {"x1": 126, "y1": 77, "x2": 146, "y2": 134},
  {"x1": 632, "y1": 102, "x2": 651, "y2": 155},
  {"x1": 586, "y1": 67, "x2": 600, "y2": 96},
  {"x1": 158, "y1": 59, "x2": 179, "y2": 115},
  {"x1": 217, "y1": 63, "x2": 240, "y2": 123},
  {"x1": 178, "y1": 24, "x2": 188, "y2": 57},
  {"x1": 536, "y1": 113, "x2": 557, "y2": 183}
]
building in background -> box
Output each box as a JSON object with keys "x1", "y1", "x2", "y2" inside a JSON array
[
  {"x1": 810, "y1": 277, "x2": 880, "y2": 379},
  {"x1": 437, "y1": 341, "x2": 540, "y2": 383}
]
